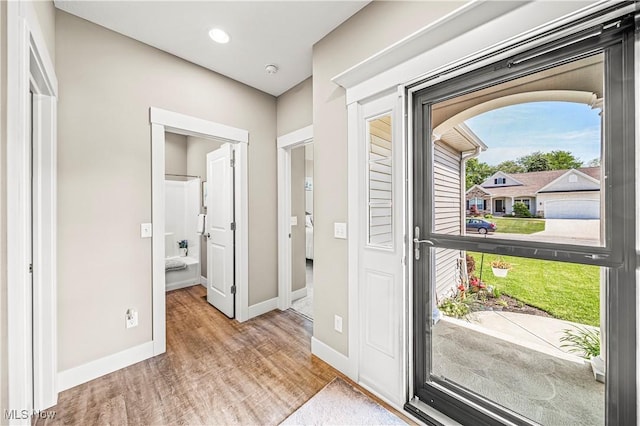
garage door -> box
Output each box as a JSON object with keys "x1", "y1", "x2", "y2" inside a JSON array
[{"x1": 545, "y1": 199, "x2": 600, "y2": 219}]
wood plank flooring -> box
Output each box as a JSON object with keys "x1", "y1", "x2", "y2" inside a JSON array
[{"x1": 39, "y1": 285, "x2": 408, "y2": 425}]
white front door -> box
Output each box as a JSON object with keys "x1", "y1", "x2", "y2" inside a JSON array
[
  {"x1": 206, "y1": 143, "x2": 235, "y2": 318},
  {"x1": 357, "y1": 92, "x2": 404, "y2": 406}
]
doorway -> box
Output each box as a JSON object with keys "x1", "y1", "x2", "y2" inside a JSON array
[
  {"x1": 410, "y1": 21, "x2": 636, "y2": 425},
  {"x1": 288, "y1": 143, "x2": 314, "y2": 320},
  {"x1": 150, "y1": 107, "x2": 249, "y2": 355},
  {"x1": 7, "y1": 2, "x2": 59, "y2": 412},
  {"x1": 276, "y1": 125, "x2": 313, "y2": 314}
]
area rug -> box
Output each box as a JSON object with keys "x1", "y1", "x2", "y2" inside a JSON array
[{"x1": 280, "y1": 377, "x2": 406, "y2": 425}]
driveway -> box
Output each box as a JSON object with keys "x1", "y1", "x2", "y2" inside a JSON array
[
  {"x1": 534, "y1": 219, "x2": 600, "y2": 240},
  {"x1": 484, "y1": 219, "x2": 600, "y2": 245}
]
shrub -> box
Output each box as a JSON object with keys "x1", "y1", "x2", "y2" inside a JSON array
[
  {"x1": 484, "y1": 213, "x2": 494, "y2": 219},
  {"x1": 512, "y1": 201, "x2": 532, "y2": 217},
  {"x1": 469, "y1": 205, "x2": 480, "y2": 217},
  {"x1": 439, "y1": 297, "x2": 471, "y2": 319},
  {"x1": 466, "y1": 254, "x2": 476, "y2": 275}
]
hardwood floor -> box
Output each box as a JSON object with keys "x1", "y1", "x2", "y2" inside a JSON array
[{"x1": 40, "y1": 285, "x2": 407, "y2": 425}]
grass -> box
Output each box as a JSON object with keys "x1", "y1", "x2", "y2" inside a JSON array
[
  {"x1": 492, "y1": 217, "x2": 545, "y2": 234},
  {"x1": 468, "y1": 251, "x2": 600, "y2": 326}
]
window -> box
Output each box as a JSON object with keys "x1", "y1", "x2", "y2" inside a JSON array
[
  {"x1": 494, "y1": 177, "x2": 506, "y2": 185},
  {"x1": 367, "y1": 114, "x2": 393, "y2": 248},
  {"x1": 412, "y1": 16, "x2": 635, "y2": 425},
  {"x1": 514, "y1": 198, "x2": 530, "y2": 209}
]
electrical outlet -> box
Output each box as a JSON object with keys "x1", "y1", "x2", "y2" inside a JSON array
[
  {"x1": 334, "y1": 222, "x2": 347, "y2": 239},
  {"x1": 126, "y1": 309, "x2": 138, "y2": 329},
  {"x1": 334, "y1": 315, "x2": 343, "y2": 333}
]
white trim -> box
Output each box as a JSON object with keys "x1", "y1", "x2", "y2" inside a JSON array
[
  {"x1": 150, "y1": 107, "x2": 248, "y2": 144},
  {"x1": 484, "y1": 170, "x2": 525, "y2": 187},
  {"x1": 336, "y1": 1, "x2": 633, "y2": 103},
  {"x1": 291, "y1": 287, "x2": 307, "y2": 302},
  {"x1": 57, "y1": 342, "x2": 154, "y2": 393},
  {"x1": 8, "y1": 0, "x2": 59, "y2": 417},
  {"x1": 200, "y1": 276, "x2": 208, "y2": 287},
  {"x1": 165, "y1": 280, "x2": 201, "y2": 292},
  {"x1": 276, "y1": 125, "x2": 313, "y2": 149},
  {"x1": 247, "y1": 297, "x2": 279, "y2": 319},
  {"x1": 311, "y1": 337, "x2": 352, "y2": 378},
  {"x1": 151, "y1": 109, "x2": 250, "y2": 359},
  {"x1": 347, "y1": 101, "x2": 360, "y2": 380},
  {"x1": 276, "y1": 125, "x2": 313, "y2": 311}
]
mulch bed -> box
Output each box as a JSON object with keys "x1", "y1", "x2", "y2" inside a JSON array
[{"x1": 474, "y1": 294, "x2": 552, "y2": 318}]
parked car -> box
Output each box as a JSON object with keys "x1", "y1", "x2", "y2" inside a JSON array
[{"x1": 466, "y1": 218, "x2": 497, "y2": 234}]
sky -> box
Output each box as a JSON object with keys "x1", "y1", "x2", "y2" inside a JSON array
[{"x1": 464, "y1": 101, "x2": 601, "y2": 166}]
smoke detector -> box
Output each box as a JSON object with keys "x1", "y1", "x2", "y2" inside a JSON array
[{"x1": 265, "y1": 64, "x2": 279, "y2": 75}]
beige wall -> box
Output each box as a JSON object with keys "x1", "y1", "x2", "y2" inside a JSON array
[
  {"x1": 276, "y1": 77, "x2": 313, "y2": 293},
  {"x1": 164, "y1": 132, "x2": 187, "y2": 176},
  {"x1": 276, "y1": 77, "x2": 312, "y2": 137},
  {"x1": 56, "y1": 10, "x2": 277, "y2": 371},
  {"x1": 186, "y1": 136, "x2": 224, "y2": 279},
  {"x1": 312, "y1": 1, "x2": 466, "y2": 355},
  {"x1": 291, "y1": 145, "x2": 306, "y2": 292},
  {"x1": 32, "y1": 0, "x2": 56, "y2": 65}
]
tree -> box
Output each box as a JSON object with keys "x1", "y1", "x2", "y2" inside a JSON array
[
  {"x1": 545, "y1": 150, "x2": 583, "y2": 170},
  {"x1": 587, "y1": 157, "x2": 600, "y2": 167},
  {"x1": 517, "y1": 151, "x2": 550, "y2": 172},
  {"x1": 465, "y1": 158, "x2": 495, "y2": 190},
  {"x1": 494, "y1": 160, "x2": 525, "y2": 174}
]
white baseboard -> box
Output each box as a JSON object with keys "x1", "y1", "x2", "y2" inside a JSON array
[
  {"x1": 166, "y1": 279, "x2": 199, "y2": 292},
  {"x1": 200, "y1": 276, "x2": 208, "y2": 287},
  {"x1": 311, "y1": 337, "x2": 352, "y2": 378},
  {"x1": 291, "y1": 287, "x2": 307, "y2": 301},
  {"x1": 57, "y1": 341, "x2": 154, "y2": 392},
  {"x1": 247, "y1": 297, "x2": 278, "y2": 319}
]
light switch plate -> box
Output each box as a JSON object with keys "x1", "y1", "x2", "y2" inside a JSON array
[
  {"x1": 290, "y1": 216, "x2": 298, "y2": 226},
  {"x1": 140, "y1": 223, "x2": 152, "y2": 238},
  {"x1": 334, "y1": 222, "x2": 347, "y2": 239}
]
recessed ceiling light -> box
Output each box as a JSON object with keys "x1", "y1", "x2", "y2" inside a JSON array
[
  {"x1": 209, "y1": 28, "x2": 230, "y2": 44},
  {"x1": 265, "y1": 64, "x2": 279, "y2": 74}
]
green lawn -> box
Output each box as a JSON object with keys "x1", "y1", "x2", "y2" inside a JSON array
[
  {"x1": 468, "y1": 252, "x2": 600, "y2": 326},
  {"x1": 492, "y1": 217, "x2": 546, "y2": 234}
]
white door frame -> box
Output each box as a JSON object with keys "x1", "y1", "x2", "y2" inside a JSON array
[
  {"x1": 7, "y1": 1, "x2": 58, "y2": 418},
  {"x1": 276, "y1": 125, "x2": 313, "y2": 310},
  {"x1": 150, "y1": 107, "x2": 249, "y2": 356}
]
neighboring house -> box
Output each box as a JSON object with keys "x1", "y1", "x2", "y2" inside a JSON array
[{"x1": 466, "y1": 167, "x2": 601, "y2": 219}]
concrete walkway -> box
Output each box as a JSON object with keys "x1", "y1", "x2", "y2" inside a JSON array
[{"x1": 458, "y1": 311, "x2": 597, "y2": 364}]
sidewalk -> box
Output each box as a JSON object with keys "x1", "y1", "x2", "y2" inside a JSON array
[{"x1": 458, "y1": 310, "x2": 597, "y2": 364}]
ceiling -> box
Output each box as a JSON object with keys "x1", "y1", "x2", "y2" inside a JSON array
[{"x1": 54, "y1": 1, "x2": 369, "y2": 97}]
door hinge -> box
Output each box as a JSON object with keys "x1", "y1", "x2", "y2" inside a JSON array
[
  {"x1": 28, "y1": 263, "x2": 33, "y2": 274},
  {"x1": 230, "y1": 159, "x2": 235, "y2": 168},
  {"x1": 230, "y1": 222, "x2": 236, "y2": 231},
  {"x1": 231, "y1": 285, "x2": 236, "y2": 294}
]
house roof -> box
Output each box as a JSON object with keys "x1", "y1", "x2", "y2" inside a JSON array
[{"x1": 472, "y1": 167, "x2": 600, "y2": 198}]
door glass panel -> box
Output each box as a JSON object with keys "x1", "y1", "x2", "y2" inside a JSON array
[
  {"x1": 368, "y1": 114, "x2": 393, "y2": 248},
  {"x1": 432, "y1": 250, "x2": 604, "y2": 425},
  {"x1": 432, "y1": 54, "x2": 605, "y2": 247}
]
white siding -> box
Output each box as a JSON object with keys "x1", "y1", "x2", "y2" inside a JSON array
[{"x1": 434, "y1": 141, "x2": 462, "y2": 298}]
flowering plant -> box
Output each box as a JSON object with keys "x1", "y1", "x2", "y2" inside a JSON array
[
  {"x1": 178, "y1": 240, "x2": 189, "y2": 249},
  {"x1": 490, "y1": 259, "x2": 511, "y2": 269},
  {"x1": 469, "y1": 276, "x2": 486, "y2": 292}
]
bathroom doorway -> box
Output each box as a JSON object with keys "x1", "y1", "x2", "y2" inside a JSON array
[{"x1": 150, "y1": 107, "x2": 250, "y2": 355}]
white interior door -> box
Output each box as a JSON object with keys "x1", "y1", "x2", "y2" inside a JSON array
[{"x1": 206, "y1": 143, "x2": 235, "y2": 318}]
